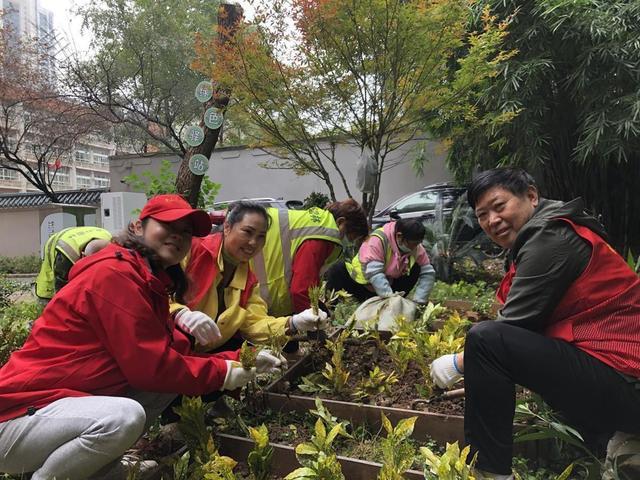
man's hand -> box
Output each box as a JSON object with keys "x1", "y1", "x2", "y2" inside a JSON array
[
  {"x1": 430, "y1": 353, "x2": 464, "y2": 389},
  {"x1": 256, "y1": 349, "x2": 288, "y2": 374},
  {"x1": 174, "y1": 308, "x2": 222, "y2": 346},
  {"x1": 221, "y1": 360, "x2": 256, "y2": 391},
  {"x1": 291, "y1": 308, "x2": 330, "y2": 332}
]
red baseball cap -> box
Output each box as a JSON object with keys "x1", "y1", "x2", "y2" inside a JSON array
[{"x1": 139, "y1": 194, "x2": 211, "y2": 237}]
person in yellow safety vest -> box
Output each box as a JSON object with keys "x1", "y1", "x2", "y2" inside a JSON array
[
  {"x1": 35, "y1": 227, "x2": 112, "y2": 300},
  {"x1": 325, "y1": 218, "x2": 436, "y2": 303},
  {"x1": 251, "y1": 199, "x2": 370, "y2": 318},
  {"x1": 168, "y1": 201, "x2": 334, "y2": 354}
]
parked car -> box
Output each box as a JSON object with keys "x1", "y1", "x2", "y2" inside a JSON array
[
  {"x1": 371, "y1": 183, "x2": 466, "y2": 229},
  {"x1": 209, "y1": 197, "x2": 303, "y2": 225}
]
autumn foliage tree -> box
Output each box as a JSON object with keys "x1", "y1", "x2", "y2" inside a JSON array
[
  {"x1": 207, "y1": 0, "x2": 512, "y2": 216},
  {"x1": 0, "y1": 19, "x2": 106, "y2": 200}
]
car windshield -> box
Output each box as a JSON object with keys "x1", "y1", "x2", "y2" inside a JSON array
[{"x1": 392, "y1": 190, "x2": 439, "y2": 213}]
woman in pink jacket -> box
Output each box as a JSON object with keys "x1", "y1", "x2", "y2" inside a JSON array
[
  {"x1": 0, "y1": 194, "x2": 280, "y2": 480},
  {"x1": 326, "y1": 218, "x2": 436, "y2": 303}
]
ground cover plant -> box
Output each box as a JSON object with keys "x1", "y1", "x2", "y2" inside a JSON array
[{"x1": 293, "y1": 305, "x2": 470, "y2": 410}]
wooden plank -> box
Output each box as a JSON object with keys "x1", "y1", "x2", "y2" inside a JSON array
[
  {"x1": 263, "y1": 392, "x2": 465, "y2": 445},
  {"x1": 217, "y1": 433, "x2": 424, "y2": 480}
]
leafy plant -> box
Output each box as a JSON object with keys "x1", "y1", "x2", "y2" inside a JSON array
[
  {"x1": 123, "y1": 159, "x2": 221, "y2": 209},
  {"x1": 309, "y1": 397, "x2": 349, "y2": 432},
  {"x1": 303, "y1": 192, "x2": 331, "y2": 210},
  {"x1": 626, "y1": 250, "x2": 640, "y2": 274},
  {"x1": 239, "y1": 341, "x2": 261, "y2": 370},
  {"x1": 421, "y1": 442, "x2": 477, "y2": 480},
  {"x1": 422, "y1": 197, "x2": 499, "y2": 283},
  {"x1": 247, "y1": 424, "x2": 273, "y2": 480},
  {"x1": 377, "y1": 414, "x2": 417, "y2": 480},
  {"x1": 352, "y1": 366, "x2": 399, "y2": 401},
  {"x1": 322, "y1": 330, "x2": 350, "y2": 395},
  {"x1": 285, "y1": 401, "x2": 350, "y2": 480},
  {"x1": 0, "y1": 275, "x2": 23, "y2": 310},
  {"x1": 173, "y1": 396, "x2": 238, "y2": 479},
  {"x1": 514, "y1": 395, "x2": 600, "y2": 479},
  {"x1": 174, "y1": 396, "x2": 212, "y2": 459},
  {"x1": 0, "y1": 255, "x2": 41, "y2": 274},
  {"x1": 0, "y1": 301, "x2": 41, "y2": 366}
]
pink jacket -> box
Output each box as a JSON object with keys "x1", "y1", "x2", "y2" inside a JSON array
[{"x1": 358, "y1": 222, "x2": 430, "y2": 279}]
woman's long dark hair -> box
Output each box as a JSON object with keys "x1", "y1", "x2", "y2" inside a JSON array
[{"x1": 114, "y1": 219, "x2": 188, "y2": 303}]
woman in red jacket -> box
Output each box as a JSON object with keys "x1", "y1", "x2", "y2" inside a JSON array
[{"x1": 0, "y1": 194, "x2": 279, "y2": 480}]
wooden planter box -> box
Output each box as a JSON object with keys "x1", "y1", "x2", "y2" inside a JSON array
[
  {"x1": 271, "y1": 344, "x2": 543, "y2": 460},
  {"x1": 216, "y1": 433, "x2": 425, "y2": 480}
]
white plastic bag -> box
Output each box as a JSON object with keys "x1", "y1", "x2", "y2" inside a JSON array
[
  {"x1": 349, "y1": 294, "x2": 416, "y2": 331},
  {"x1": 356, "y1": 148, "x2": 377, "y2": 193}
]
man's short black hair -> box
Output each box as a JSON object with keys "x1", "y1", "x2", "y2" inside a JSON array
[{"x1": 467, "y1": 167, "x2": 538, "y2": 210}]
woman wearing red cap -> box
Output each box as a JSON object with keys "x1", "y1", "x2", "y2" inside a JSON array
[{"x1": 0, "y1": 194, "x2": 280, "y2": 480}]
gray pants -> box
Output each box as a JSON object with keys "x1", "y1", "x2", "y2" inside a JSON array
[{"x1": 0, "y1": 391, "x2": 175, "y2": 479}]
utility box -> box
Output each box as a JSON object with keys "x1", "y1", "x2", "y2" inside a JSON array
[{"x1": 100, "y1": 192, "x2": 147, "y2": 234}]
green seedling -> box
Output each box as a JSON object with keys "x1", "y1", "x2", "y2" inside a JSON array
[
  {"x1": 378, "y1": 413, "x2": 418, "y2": 480},
  {"x1": 239, "y1": 341, "x2": 262, "y2": 370},
  {"x1": 285, "y1": 400, "x2": 350, "y2": 480},
  {"x1": 247, "y1": 424, "x2": 274, "y2": 480},
  {"x1": 173, "y1": 396, "x2": 237, "y2": 478},
  {"x1": 353, "y1": 366, "x2": 399, "y2": 401},
  {"x1": 421, "y1": 441, "x2": 477, "y2": 480}
]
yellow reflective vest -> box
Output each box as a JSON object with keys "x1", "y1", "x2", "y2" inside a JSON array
[
  {"x1": 35, "y1": 227, "x2": 112, "y2": 299},
  {"x1": 251, "y1": 207, "x2": 342, "y2": 316},
  {"x1": 346, "y1": 227, "x2": 416, "y2": 284}
]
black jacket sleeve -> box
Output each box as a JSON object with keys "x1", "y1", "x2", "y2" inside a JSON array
[{"x1": 498, "y1": 221, "x2": 591, "y2": 331}]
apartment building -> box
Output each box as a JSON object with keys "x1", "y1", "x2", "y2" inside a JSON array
[{"x1": 0, "y1": 0, "x2": 114, "y2": 194}]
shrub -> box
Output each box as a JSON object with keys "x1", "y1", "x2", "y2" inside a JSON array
[
  {"x1": 302, "y1": 192, "x2": 331, "y2": 210},
  {"x1": 0, "y1": 301, "x2": 41, "y2": 365},
  {"x1": 0, "y1": 255, "x2": 41, "y2": 274},
  {"x1": 0, "y1": 276, "x2": 22, "y2": 310}
]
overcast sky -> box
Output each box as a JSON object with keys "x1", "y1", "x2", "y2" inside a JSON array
[{"x1": 39, "y1": 0, "x2": 254, "y2": 56}]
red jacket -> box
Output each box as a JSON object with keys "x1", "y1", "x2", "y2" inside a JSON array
[
  {"x1": 497, "y1": 218, "x2": 640, "y2": 378},
  {"x1": 0, "y1": 243, "x2": 238, "y2": 423},
  {"x1": 184, "y1": 233, "x2": 257, "y2": 309}
]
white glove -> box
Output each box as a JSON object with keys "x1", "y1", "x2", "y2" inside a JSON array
[
  {"x1": 221, "y1": 360, "x2": 256, "y2": 391},
  {"x1": 175, "y1": 308, "x2": 222, "y2": 346},
  {"x1": 291, "y1": 308, "x2": 330, "y2": 333},
  {"x1": 256, "y1": 349, "x2": 287, "y2": 374},
  {"x1": 430, "y1": 354, "x2": 463, "y2": 389}
]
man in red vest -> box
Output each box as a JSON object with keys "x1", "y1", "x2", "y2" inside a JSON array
[{"x1": 430, "y1": 167, "x2": 640, "y2": 479}]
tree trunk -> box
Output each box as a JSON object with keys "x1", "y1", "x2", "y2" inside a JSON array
[{"x1": 175, "y1": 3, "x2": 243, "y2": 207}]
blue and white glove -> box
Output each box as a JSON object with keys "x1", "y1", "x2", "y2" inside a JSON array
[{"x1": 430, "y1": 354, "x2": 463, "y2": 389}]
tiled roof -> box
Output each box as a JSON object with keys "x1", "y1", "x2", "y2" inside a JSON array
[{"x1": 0, "y1": 188, "x2": 108, "y2": 209}]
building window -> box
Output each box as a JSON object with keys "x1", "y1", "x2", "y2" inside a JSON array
[
  {"x1": 94, "y1": 174, "x2": 110, "y2": 188},
  {"x1": 76, "y1": 174, "x2": 92, "y2": 188},
  {"x1": 75, "y1": 150, "x2": 88, "y2": 163},
  {"x1": 51, "y1": 167, "x2": 71, "y2": 187},
  {"x1": 0, "y1": 168, "x2": 18, "y2": 181},
  {"x1": 93, "y1": 153, "x2": 109, "y2": 168}
]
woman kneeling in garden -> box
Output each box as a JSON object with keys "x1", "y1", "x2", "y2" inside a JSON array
[
  {"x1": 430, "y1": 167, "x2": 640, "y2": 479},
  {"x1": 0, "y1": 195, "x2": 276, "y2": 479},
  {"x1": 325, "y1": 217, "x2": 436, "y2": 304},
  {"x1": 170, "y1": 201, "x2": 330, "y2": 353}
]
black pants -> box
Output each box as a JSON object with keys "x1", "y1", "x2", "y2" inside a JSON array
[
  {"x1": 324, "y1": 260, "x2": 420, "y2": 302},
  {"x1": 465, "y1": 321, "x2": 640, "y2": 474}
]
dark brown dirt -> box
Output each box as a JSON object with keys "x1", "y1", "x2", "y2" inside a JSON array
[{"x1": 290, "y1": 338, "x2": 466, "y2": 415}]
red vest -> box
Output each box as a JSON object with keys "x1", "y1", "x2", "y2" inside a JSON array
[
  {"x1": 184, "y1": 233, "x2": 257, "y2": 309},
  {"x1": 497, "y1": 218, "x2": 640, "y2": 378}
]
